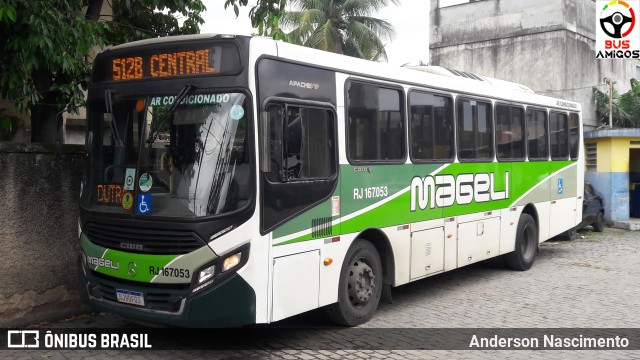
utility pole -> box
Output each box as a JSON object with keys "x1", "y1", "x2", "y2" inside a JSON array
[{"x1": 608, "y1": 78, "x2": 613, "y2": 128}]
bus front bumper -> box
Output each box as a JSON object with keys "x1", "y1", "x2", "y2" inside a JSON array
[{"x1": 81, "y1": 265, "x2": 257, "y2": 328}]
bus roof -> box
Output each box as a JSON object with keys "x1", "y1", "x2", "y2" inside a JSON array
[
  {"x1": 98, "y1": 34, "x2": 581, "y2": 112},
  {"x1": 107, "y1": 33, "x2": 242, "y2": 51},
  {"x1": 259, "y1": 37, "x2": 581, "y2": 112}
]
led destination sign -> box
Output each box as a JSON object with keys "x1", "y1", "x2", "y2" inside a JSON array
[
  {"x1": 112, "y1": 48, "x2": 220, "y2": 81},
  {"x1": 93, "y1": 42, "x2": 241, "y2": 83}
]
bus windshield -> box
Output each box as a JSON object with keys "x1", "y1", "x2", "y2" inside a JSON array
[{"x1": 82, "y1": 91, "x2": 251, "y2": 218}]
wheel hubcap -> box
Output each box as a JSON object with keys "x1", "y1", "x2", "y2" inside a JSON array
[{"x1": 347, "y1": 259, "x2": 375, "y2": 308}]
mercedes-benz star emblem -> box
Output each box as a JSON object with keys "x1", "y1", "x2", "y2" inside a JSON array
[{"x1": 128, "y1": 262, "x2": 137, "y2": 277}]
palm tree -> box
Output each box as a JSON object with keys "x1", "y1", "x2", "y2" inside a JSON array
[
  {"x1": 593, "y1": 78, "x2": 640, "y2": 128},
  {"x1": 280, "y1": 0, "x2": 399, "y2": 61}
]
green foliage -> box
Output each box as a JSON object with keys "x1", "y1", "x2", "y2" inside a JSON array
[
  {"x1": 593, "y1": 78, "x2": 640, "y2": 128},
  {"x1": 107, "y1": 0, "x2": 206, "y2": 44},
  {"x1": 0, "y1": 0, "x2": 205, "y2": 142},
  {"x1": 0, "y1": 109, "x2": 14, "y2": 140},
  {"x1": 0, "y1": 4, "x2": 17, "y2": 22},
  {"x1": 0, "y1": 116, "x2": 11, "y2": 132},
  {"x1": 280, "y1": 0, "x2": 399, "y2": 61},
  {"x1": 224, "y1": 0, "x2": 288, "y2": 39},
  {"x1": 0, "y1": 0, "x2": 107, "y2": 113}
]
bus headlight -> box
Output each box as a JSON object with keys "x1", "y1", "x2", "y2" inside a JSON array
[
  {"x1": 222, "y1": 253, "x2": 241, "y2": 272},
  {"x1": 192, "y1": 244, "x2": 250, "y2": 294},
  {"x1": 198, "y1": 265, "x2": 216, "y2": 284}
]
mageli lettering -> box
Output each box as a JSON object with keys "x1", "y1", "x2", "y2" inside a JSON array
[{"x1": 410, "y1": 172, "x2": 510, "y2": 211}]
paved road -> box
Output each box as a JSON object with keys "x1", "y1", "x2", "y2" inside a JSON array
[{"x1": 4, "y1": 227, "x2": 640, "y2": 359}]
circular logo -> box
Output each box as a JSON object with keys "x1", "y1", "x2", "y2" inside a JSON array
[
  {"x1": 229, "y1": 105, "x2": 245, "y2": 120},
  {"x1": 600, "y1": 1, "x2": 636, "y2": 39},
  {"x1": 139, "y1": 173, "x2": 153, "y2": 192},
  {"x1": 121, "y1": 191, "x2": 134, "y2": 211},
  {"x1": 125, "y1": 174, "x2": 134, "y2": 188},
  {"x1": 128, "y1": 262, "x2": 137, "y2": 277}
]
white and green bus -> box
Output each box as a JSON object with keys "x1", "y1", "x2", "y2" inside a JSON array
[{"x1": 79, "y1": 34, "x2": 583, "y2": 327}]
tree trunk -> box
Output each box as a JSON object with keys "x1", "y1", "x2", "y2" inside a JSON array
[
  {"x1": 30, "y1": 67, "x2": 59, "y2": 144},
  {"x1": 85, "y1": 0, "x2": 104, "y2": 21},
  {"x1": 30, "y1": 1, "x2": 105, "y2": 143}
]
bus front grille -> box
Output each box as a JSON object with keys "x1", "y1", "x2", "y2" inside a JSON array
[
  {"x1": 85, "y1": 222, "x2": 204, "y2": 255},
  {"x1": 89, "y1": 275, "x2": 188, "y2": 313}
]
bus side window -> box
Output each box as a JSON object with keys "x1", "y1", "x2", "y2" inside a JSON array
[
  {"x1": 457, "y1": 98, "x2": 493, "y2": 161},
  {"x1": 409, "y1": 91, "x2": 454, "y2": 162},
  {"x1": 569, "y1": 113, "x2": 580, "y2": 160},
  {"x1": 346, "y1": 81, "x2": 405, "y2": 163},
  {"x1": 526, "y1": 109, "x2": 549, "y2": 161},
  {"x1": 550, "y1": 112, "x2": 569, "y2": 160},
  {"x1": 263, "y1": 104, "x2": 336, "y2": 182},
  {"x1": 496, "y1": 104, "x2": 525, "y2": 161}
]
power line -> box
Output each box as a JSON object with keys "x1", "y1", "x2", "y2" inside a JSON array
[{"x1": 536, "y1": 83, "x2": 607, "y2": 94}]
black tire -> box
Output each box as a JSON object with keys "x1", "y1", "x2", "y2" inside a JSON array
[
  {"x1": 325, "y1": 240, "x2": 383, "y2": 326},
  {"x1": 76, "y1": 254, "x2": 91, "y2": 307},
  {"x1": 561, "y1": 227, "x2": 577, "y2": 241},
  {"x1": 505, "y1": 213, "x2": 538, "y2": 271},
  {"x1": 593, "y1": 211, "x2": 605, "y2": 232}
]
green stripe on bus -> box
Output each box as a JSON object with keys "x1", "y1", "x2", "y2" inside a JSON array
[
  {"x1": 273, "y1": 161, "x2": 576, "y2": 245},
  {"x1": 81, "y1": 234, "x2": 180, "y2": 283}
]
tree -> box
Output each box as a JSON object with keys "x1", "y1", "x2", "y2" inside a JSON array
[
  {"x1": 280, "y1": 0, "x2": 398, "y2": 61},
  {"x1": 106, "y1": 0, "x2": 205, "y2": 44},
  {"x1": 593, "y1": 78, "x2": 640, "y2": 128},
  {"x1": 0, "y1": 0, "x2": 205, "y2": 143},
  {"x1": 0, "y1": 0, "x2": 107, "y2": 143},
  {"x1": 224, "y1": 0, "x2": 288, "y2": 39}
]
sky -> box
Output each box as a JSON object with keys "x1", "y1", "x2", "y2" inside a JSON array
[{"x1": 199, "y1": 1, "x2": 430, "y2": 66}]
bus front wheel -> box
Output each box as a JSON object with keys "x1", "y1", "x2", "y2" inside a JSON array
[
  {"x1": 326, "y1": 240, "x2": 382, "y2": 326},
  {"x1": 505, "y1": 213, "x2": 538, "y2": 271}
]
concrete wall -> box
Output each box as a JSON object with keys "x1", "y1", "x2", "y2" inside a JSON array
[
  {"x1": 0, "y1": 144, "x2": 89, "y2": 327},
  {"x1": 430, "y1": 0, "x2": 640, "y2": 131}
]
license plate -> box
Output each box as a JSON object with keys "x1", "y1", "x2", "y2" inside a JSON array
[{"x1": 116, "y1": 289, "x2": 145, "y2": 307}]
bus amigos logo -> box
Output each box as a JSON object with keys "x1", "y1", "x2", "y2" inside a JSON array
[
  {"x1": 596, "y1": 0, "x2": 640, "y2": 59},
  {"x1": 410, "y1": 172, "x2": 509, "y2": 211}
]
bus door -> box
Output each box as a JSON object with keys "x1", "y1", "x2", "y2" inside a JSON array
[{"x1": 548, "y1": 111, "x2": 577, "y2": 237}]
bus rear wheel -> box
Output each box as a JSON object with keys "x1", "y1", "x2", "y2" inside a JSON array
[
  {"x1": 505, "y1": 213, "x2": 538, "y2": 271},
  {"x1": 326, "y1": 240, "x2": 382, "y2": 326}
]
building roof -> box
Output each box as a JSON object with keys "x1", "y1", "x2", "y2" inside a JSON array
[{"x1": 585, "y1": 128, "x2": 640, "y2": 139}]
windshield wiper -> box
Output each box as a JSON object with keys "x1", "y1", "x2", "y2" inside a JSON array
[
  {"x1": 105, "y1": 90, "x2": 124, "y2": 148},
  {"x1": 146, "y1": 83, "x2": 197, "y2": 145}
]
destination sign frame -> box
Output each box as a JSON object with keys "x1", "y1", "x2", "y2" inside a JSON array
[{"x1": 92, "y1": 41, "x2": 242, "y2": 83}]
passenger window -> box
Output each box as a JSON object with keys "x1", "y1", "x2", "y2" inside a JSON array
[
  {"x1": 495, "y1": 104, "x2": 525, "y2": 161},
  {"x1": 526, "y1": 109, "x2": 548, "y2": 161},
  {"x1": 457, "y1": 98, "x2": 493, "y2": 161},
  {"x1": 569, "y1": 113, "x2": 580, "y2": 160},
  {"x1": 347, "y1": 81, "x2": 405, "y2": 162},
  {"x1": 264, "y1": 104, "x2": 336, "y2": 182},
  {"x1": 409, "y1": 91, "x2": 454, "y2": 162},
  {"x1": 550, "y1": 112, "x2": 568, "y2": 160}
]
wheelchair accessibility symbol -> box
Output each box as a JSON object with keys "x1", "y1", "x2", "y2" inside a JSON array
[
  {"x1": 136, "y1": 194, "x2": 152, "y2": 215},
  {"x1": 557, "y1": 178, "x2": 564, "y2": 195}
]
